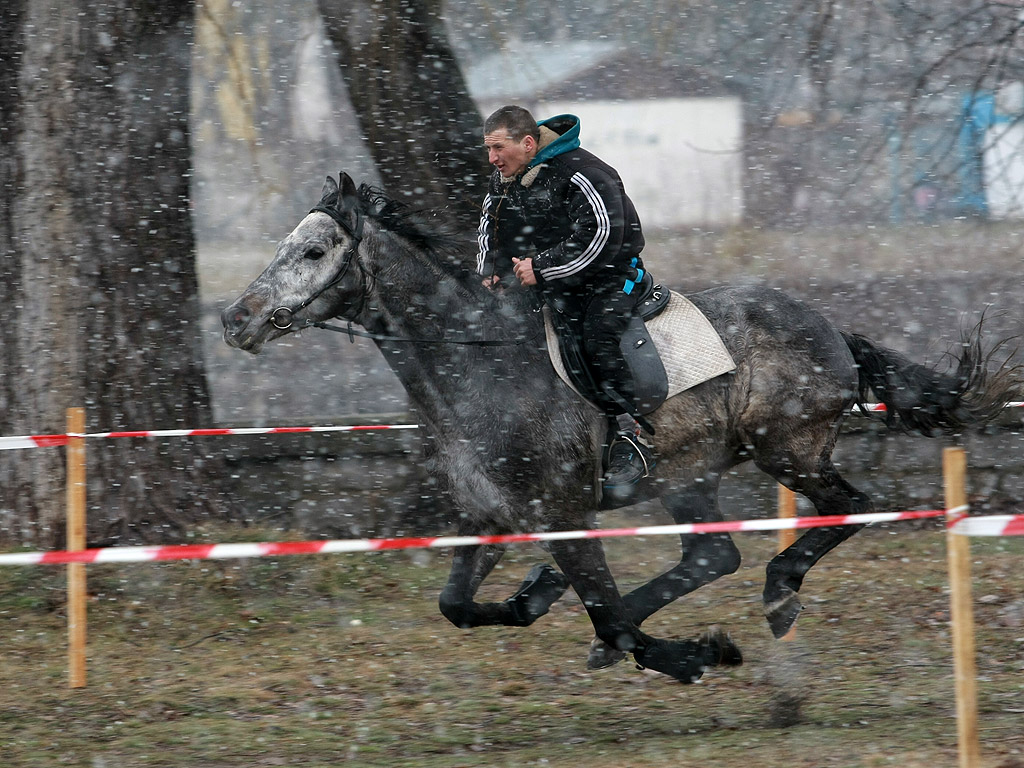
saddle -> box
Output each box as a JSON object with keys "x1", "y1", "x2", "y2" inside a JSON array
[
  {"x1": 543, "y1": 274, "x2": 737, "y2": 423},
  {"x1": 545, "y1": 272, "x2": 671, "y2": 420}
]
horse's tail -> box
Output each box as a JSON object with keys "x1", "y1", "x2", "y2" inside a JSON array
[{"x1": 841, "y1": 323, "x2": 1019, "y2": 436}]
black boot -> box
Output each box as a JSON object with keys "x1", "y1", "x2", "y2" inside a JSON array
[{"x1": 603, "y1": 432, "x2": 655, "y2": 488}]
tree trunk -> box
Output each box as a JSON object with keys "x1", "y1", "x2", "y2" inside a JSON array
[
  {"x1": 317, "y1": 0, "x2": 490, "y2": 231},
  {"x1": 0, "y1": 1, "x2": 29, "y2": 540},
  {"x1": 0, "y1": 0, "x2": 230, "y2": 547}
]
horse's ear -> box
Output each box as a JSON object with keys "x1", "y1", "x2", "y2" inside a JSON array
[
  {"x1": 321, "y1": 175, "x2": 339, "y2": 202},
  {"x1": 338, "y1": 172, "x2": 359, "y2": 212}
]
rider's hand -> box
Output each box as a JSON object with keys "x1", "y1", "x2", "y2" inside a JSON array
[
  {"x1": 481, "y1": 275, "x2": 502, "y2": 290},
  {"x1": 512, "y1": 257, "x2": 537, "y2": 286}
]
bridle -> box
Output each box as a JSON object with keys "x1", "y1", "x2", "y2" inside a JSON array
[
  {"x1": 267, "y1": 201, "x2": 540, "y2": 347},
  {"x1": 269, "y1": 204, "x2": 364, "y2": 331}
]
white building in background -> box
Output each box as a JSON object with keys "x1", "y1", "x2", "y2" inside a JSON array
[
  {"x1": 467, "y1": 43, "x2": 744, "y2": 229},
  {"x1": 537, "y1": 98, "x2": 743, "y2": 229},
  {"x1": 983, "y1": 81, "x2": 1024, "y2": 220}
]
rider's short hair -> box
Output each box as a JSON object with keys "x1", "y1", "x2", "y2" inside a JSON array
[{"x1": 484, "y1": 105, "x2": 540, "y2": 143}]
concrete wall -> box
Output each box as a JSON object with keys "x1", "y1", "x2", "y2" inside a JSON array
[{"x1": 215, "y1": 420, "x2": 450, "y2": 538}]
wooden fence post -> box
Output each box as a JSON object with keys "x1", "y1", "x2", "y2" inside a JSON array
[
  {"x1": 943, "y1": 446, "x2": 979, "y2": 768},
  {"x1": 777, "y1": 484, "x2": 798, "y2": 642},
  {"x1": 66, "y1": 407, "x2": 87, "y2": 689}
]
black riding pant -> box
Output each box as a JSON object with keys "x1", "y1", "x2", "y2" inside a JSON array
[{"x1": 578, "y1": 286, "x2": 638, "y2": 413}]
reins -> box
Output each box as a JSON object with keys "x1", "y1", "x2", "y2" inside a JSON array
[
  {"x1": 271, "y1": 203, "x2": 542, "y2": 348},
  {"x1": 296, "y1": 317, "x2": 541, "y2": 347}
]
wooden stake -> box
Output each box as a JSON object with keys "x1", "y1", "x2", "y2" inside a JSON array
[
  {"x1": 66, "y1": 407, "x2": 87, "y2": 689},
  {"x1": 777, "y1": 484, "x2": 797, "y2": 642},
  {"x1": 943, "y1": 447, "x2": 979, "y2": 768}
]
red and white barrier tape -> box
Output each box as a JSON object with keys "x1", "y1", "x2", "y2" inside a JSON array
[
  {"x1": 0, "y1": 424, "x2": 419, "y2": 451},
  {"x1": 2, "y1": 400, "x2": 1022, "y2": 453},
  {"x1": 854, "y1": 401, "x2": 1024, "y2": 414},
  {"x1": 948, "y1": 513, "x2": 1024, "y2": 537},
  {"x1": 0, "y1": 508, "x2": 959, "y2": 567},
  {"x1": 3, "y1": 403, "x2": 1021, "y2": 452}
]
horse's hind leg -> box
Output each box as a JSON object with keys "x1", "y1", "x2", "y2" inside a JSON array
[
  {"x1": 438, "y1": 544, "x2": 570, "y2": 628},
  {"x1": 549, "y1": 537, "x2": 742, "y2": 683},
  {"x1": 626, "y1": 485, "x2": 742, "y2": 621},
  {"x1": 758, "y1": 456, "x2": 870, "y2": 639},
  {"x1": 588, "y1": 484, "x2": 742, "y2": 669}
]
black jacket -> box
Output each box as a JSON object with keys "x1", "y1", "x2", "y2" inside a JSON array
[{"x1": 476, "y1": 115, "x2": 645, "y2": 304}]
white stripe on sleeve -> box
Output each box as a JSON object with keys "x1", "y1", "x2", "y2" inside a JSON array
[
  {"x1": 538, "y1": 172, "x2": 610, "y2": 280},
  {"x1": 476, "y1": 193, "x2": 492, "y2": 275}
]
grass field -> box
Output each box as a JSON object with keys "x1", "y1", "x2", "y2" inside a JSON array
[{"x1": 2, "y1": 516, "x2": 1023, "y2": 767}]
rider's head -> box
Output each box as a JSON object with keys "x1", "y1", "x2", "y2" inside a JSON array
[{"x1": 483, "y1": 105, "x2": 540, "y2": 179}]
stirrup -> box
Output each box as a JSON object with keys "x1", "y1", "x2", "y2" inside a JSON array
[
  {"x1": 603, "y1": 433, "x2": 655, "y2": 487},
  {"x1": 617, "y1": 434, "x2": 653, "y2": 476}
]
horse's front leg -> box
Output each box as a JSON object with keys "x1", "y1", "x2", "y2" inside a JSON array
[
  {"x1": 438, "y1": 544, "x2": 570, "y2": 628},
  {"x1": 548, "y1": 538, "x2": 742, "y2": 683}
]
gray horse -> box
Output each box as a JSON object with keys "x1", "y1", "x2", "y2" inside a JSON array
[{"x1": 222, "y1": 173, "x2": 1015, "y2": 684}]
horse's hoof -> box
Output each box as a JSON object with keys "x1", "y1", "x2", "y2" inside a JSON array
[
  {"x1": 587, "y1": 637, "x2": 628, "y2": 669},
  {"x1": 633, "y1": 638, "x2": 709, "y2": 684},
  {"x1": 764, "y1": 588, "x2": 804, "y2": 639},
  {"x1": 508, "y1": 564, "x2": 570, "y2": 625},
  {"x1": 632, "y1": 628, "x2": 743, "y2": 684},
  {"x1": 700, "y1": 626, "x2": 743, "y2": 667}
]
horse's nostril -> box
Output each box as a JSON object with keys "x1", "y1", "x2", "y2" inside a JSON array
[{"x1": 222, "y1": 304, "x2": 251, "y2": 333}]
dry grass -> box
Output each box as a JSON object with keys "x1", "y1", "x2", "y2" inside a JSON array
[{"x1": 2, "y1": 518, "x2": 1023, "y2": 767}]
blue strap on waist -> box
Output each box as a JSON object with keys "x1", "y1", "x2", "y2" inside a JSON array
[{"x1": 623, "y1": 258, "x2": 644, "y2": 295}]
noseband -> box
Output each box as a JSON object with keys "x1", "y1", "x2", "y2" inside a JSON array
[{"x1": 269, "y1": 205, "x2": 365, "y2": 330}]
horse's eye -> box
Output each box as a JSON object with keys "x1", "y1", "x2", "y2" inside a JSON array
[{"x1": 305, "y1": 247, "x2": 326, "y2": 261}]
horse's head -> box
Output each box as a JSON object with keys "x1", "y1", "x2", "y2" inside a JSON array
[{"x1": 222, "y1": 172, "x2": 366, "y2": 354}]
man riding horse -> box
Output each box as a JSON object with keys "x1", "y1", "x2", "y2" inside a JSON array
[{"x1": 476, "y1": 105, "x2": 655, "y2": 488}]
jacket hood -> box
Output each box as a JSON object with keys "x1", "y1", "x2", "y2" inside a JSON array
[{"x1": 529, "y1": 114, "x2": 581, "y2": 168}]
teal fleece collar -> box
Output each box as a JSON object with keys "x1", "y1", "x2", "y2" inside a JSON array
[{"x1": 529, "y1": 114, "x2": 581, "y2": 168}]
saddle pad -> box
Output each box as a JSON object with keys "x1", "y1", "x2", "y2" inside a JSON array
[{"x1": 544, "y1": 291, "x2": 736, "y2": 401}]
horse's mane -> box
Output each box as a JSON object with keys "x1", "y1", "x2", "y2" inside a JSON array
[
  {"x1": 318, "y1": 182, "x2": 477, "y2": 282},
  {"x1": 317, "y1": 179, "x2": 537, "y2": 315}
]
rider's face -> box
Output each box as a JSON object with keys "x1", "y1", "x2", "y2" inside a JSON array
[{"x1": 484, "y1": 129, "x2": 536, "y2": 178}]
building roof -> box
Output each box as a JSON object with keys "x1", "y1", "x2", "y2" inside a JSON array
[
  {"x1": 536, "y1": 54, "x2": 741, "y2": 102},
  {"x1": 465, "y1": 41, "x2": 622, "y2": 102},
  {"x1": 467, "y1": 42, "x2": 739, "y2": 104}
]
